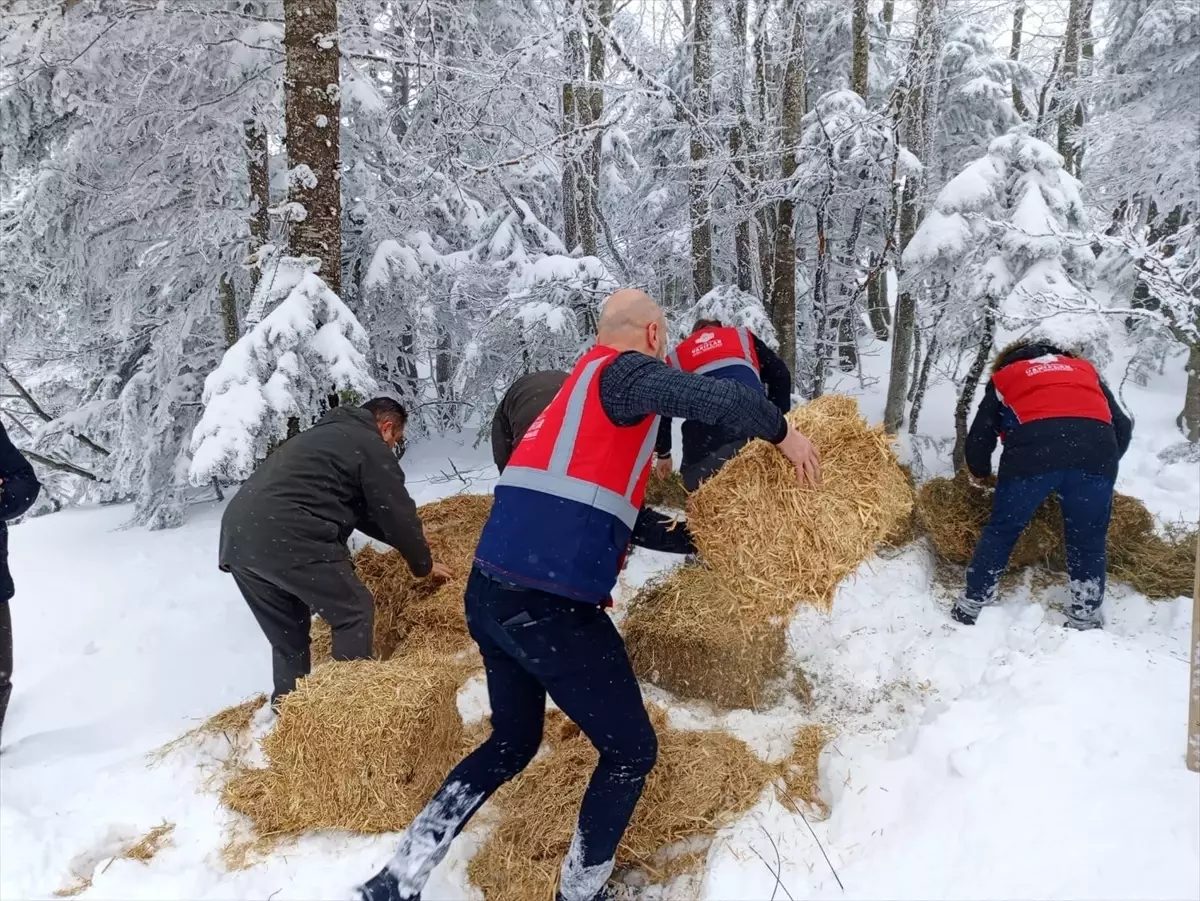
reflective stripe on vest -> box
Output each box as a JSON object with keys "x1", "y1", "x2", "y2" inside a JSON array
[
  {"x1": 495, "y1": 354, "x2": 660, "y2": 530},
  {"x1": 667, "y1": 326, "x2": 760, "y2": 378}
]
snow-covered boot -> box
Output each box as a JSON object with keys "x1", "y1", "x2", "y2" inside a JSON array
[
  {"x1": 950, "y1": 604, "x2": 977, "y2": 626},
  {"x1": 356, "y1": 867, "x2": 417, "y2": 901}
]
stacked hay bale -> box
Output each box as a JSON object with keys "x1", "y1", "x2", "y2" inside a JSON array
[
  {"x1": 311, "y1": 493, "x2": 492, "y2": 661},
  {"x1": 916, "y1": 474, "x2": 1196, "y2": 599},
  {"x1": 222, "y1": 649, "x2": 470, "y2": 836},
  {"x1": 624, "y1": 395, "x2": 914, "y2": 709},
  {"x1": 468, "y1": 708, "x2": 788, "y2": 901}
]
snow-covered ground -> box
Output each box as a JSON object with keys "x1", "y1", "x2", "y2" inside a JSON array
[{"x1": 2, "y1": 355, "x2": 1198, "y2": 900}]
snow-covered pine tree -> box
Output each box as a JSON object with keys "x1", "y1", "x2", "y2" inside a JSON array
[
  {"x1": 189, "y1": 253, "x2": 377, "y2": 485},
  {"x1": 902, "y1": 129, "x2": 1103, "y2": 465},
  {"x1": 681, "y1": 286, "x2": 777, "y2": 349}
]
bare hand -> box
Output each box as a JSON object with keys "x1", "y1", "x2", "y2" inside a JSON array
[
  {"x1": 777, "y1": 424, "x2": 820, "y2": 486},
  {"x1": 427, "y1": 561, "x2": 453, "y2": 583},
  {"x1": 654, "y1": 457, "x2": 673, "y2": 480}
]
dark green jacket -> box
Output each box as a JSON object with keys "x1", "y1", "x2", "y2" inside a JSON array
[{"x1": 219, "y1": 406, "x2": 432, "y2": 575}]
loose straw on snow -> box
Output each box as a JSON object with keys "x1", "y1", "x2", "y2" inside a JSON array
[{"x1": 468, "y1": 708, "x2": 829, "y2": 901}]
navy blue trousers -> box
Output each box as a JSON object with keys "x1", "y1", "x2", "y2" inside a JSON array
[
  {"x1": 959, "y1": 470, "x2": 1114, "y2": 626},
  {"x1": 383, "y1": 567, "x2": 657, "y2": 897}
]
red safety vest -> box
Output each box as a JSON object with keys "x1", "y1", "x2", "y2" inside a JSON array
[
  {"x1": 500, "y1": 345, "x2": 660, "y2": 522},
  {"x1": 475, "y1": 346, "x2": 660, "y2": 603},
  {"x1": 991, "y1": 355, "x2": 1112, "y2": 426},
  {"x1": 666, "y1": 326, "x2": 761, "y2": 378}
]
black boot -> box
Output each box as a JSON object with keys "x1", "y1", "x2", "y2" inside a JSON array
[
  {"x1": 356, "y1": 867, "x2": 418, "y2": 901},
  {"x1": 950, "y1": 605, "x2": 977, "y2": 626}
]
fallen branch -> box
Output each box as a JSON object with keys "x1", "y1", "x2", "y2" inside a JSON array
[{"x1": 22, "y1": 449, "x2": 104, "y2": 482}]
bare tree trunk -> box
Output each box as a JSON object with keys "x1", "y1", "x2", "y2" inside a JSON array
[
  {"x1": 1182, "y1": 339, "x2": 1200, "y2": 442},
  {"x1": 1010, "y1": 0, "x2": 1029, "y2": 119},
  {"x1": 728, "y1": 0, "x2": 753, "y2": 292},
  {"x1": 883, "y1": 0, "x2": 941, "y2": 433},
  {"x1": 908, "y1": 334, "x2": 939, "y2": 435},
  {"x1": 245, "y1": 119, "x2": 271, "y2": 289},
  {"x1": 882, "y1": 0, "x2": 895, "y2": 36},
  {"x1": 583, "y1": 0, "x2": 612, "y2": 260},
  {"x1": 852, "y1": 0, "x2": 869, "y2": 99},
  {"x1": 1057, "y1": 0, "x2": 1083, "y2": 176},
  {"x1": 751, "y1": 0, "x2": 775, "y2": 303},
  {"x1": 770, "y1": 0, "x2": 805, "y2": 376},
  {"x1": 952, "y1": 308, "x2": 996, "y2": 470},
  {"x1": 219, "y1": 275, "x2": 239, "y2": 349},
  {"x1": 283, "y1": 0, "x2": 342, "y2": 294},
  {"x1": 562, "y1": 15, "x2": 585, "y2": 253},
  {"x1": 690, "y1": 0, "x2": 714, "y2": 300},
  {"x1": 867, "y1": 258, "x2": 890, "y2": 340},
  {"x1": 1076, "y1": 0, "x2": 1095, "y2": 173}
]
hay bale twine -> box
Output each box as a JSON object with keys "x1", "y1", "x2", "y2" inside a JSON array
[
  {"x1": 222, "y1": 650, "x2": 468, "y2": 835},
  {"x1": 311, "y1": 494, "x2": 492, "y2": 662},
  {"x1": 688, "y1": 395, "x2": 914, "y2": 612},
  {"x1": 643, "y1": 471, "x2": 689, "y2": 509},
  {"x1": 623, "y1": 566, "x2": 786, "y2": 709},
  {"x1": 467, "y1": 708, "x2": 775, "y2": 901}
]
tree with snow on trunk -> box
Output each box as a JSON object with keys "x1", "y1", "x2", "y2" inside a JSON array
[{"x1": 902, "y1": 128, "x2": 1105, "y2": 466}]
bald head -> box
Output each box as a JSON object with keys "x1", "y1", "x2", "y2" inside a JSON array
[{"x1": 597, "y1": 289, "x2": 667, "y2": 359}]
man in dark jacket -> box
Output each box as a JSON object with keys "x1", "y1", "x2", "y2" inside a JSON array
[
  {"x1": 1, "y1": 421, "x2": 41, "y2": 742},
  {"x1": 491, "y1": 371, "x2": 695, "y2": 556},
  {"x1": 954, "y1": 341, "x2": 1133, "y2": 630},
  {"x1": 221, "y1": 398, "x2": 450, "y2": 703},
  {"x1": 656, "y1": 318, "x2": 793, "y2": 491}
]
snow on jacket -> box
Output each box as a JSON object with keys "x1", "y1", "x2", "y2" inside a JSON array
[
  {"x1": 0, "y1": 422, "x2": 41, "y2": 603},
  {"x1": 965, "y1": 343, "x2": 1133, "y2": 482},
  {"x1": 219, "y1": 406, "x2": 432, "y2": 575}
]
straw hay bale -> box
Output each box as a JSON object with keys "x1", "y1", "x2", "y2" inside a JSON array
[
  {"x1": 311, "y1": 494, "x2": 492, "y2": 662},
  {"x1": 221, "y1": 649, "x2": 468, "y2": 836},
  {"x1": 623, "y1": 567, "x2": 787, "y2": 709},
  {"x1": 917, "y1": 475, "x2": 1196, "y2": 599},
  {"x1": 468, "y1": 708, "x2": 776, "y2": 901},
  {"x1": 688, "y1": 395, "x2": 913, "y2": 613},
  {"x1": 643, "y1": 471, "x2": 689, "y2": 509}
]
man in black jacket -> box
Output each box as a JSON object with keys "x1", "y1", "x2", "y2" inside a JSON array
[
  {"x1": 221, "y1": 398, "x2": 450, "y2": 704},
  {"x1": 955, "y1": 341, "x2": 1133, "y2": 630},
  {"x1": 491, "y1": 371, "x2": 695, "y2": 555},
  {"x1": 1, "y1": 421, "x2": 41, "y2": 742},
  {"x1": 655, "y1": 319, "x2": 793, "y2": 491}
]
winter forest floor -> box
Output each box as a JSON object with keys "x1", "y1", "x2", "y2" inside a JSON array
[{"x1": 1, "y1": 339, "x2": 1198, "y2": 901}]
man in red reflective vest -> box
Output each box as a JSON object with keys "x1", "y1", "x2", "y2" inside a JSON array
[
  {"x1": 491, "y1": 370, "x2": 695, "y2": 556},
  {"x1": 358, "y1": 290, "x2": 820, "y2": 901},
  {"x1": 657, "y1": 318, "x2": 792, "y2": 491},
  {"x1": 954, "y1": 341, "x2": 1132, "y2": 630}
]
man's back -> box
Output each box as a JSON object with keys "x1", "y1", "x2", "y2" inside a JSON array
[
  {"x1": 491, "y1": 370, "x2": 568, "y2": 472},
  {"x1": 220, "y1": 406, "x2": 396, "y2": 569}
]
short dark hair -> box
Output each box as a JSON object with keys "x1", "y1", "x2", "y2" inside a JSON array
[
  {"x1": 362, "y1": 396, "x2": 408, "y2": 427},
  {"x1": 692, "y1": 317, "x2": 722, "y2": 333}
]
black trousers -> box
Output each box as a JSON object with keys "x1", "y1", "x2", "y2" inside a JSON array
[
  {"x1": 680, "y1": 439, "x2": 748, "y2": 492},
  {"x1": 0, "y1": 601, "x2": 11, "y2": 741},
  {"x1": 228, "y1": 560, "x2": 375, "y2": 703},
  {"x1": 379, "y1": 567, "x2": 658, "y2": 900}
]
